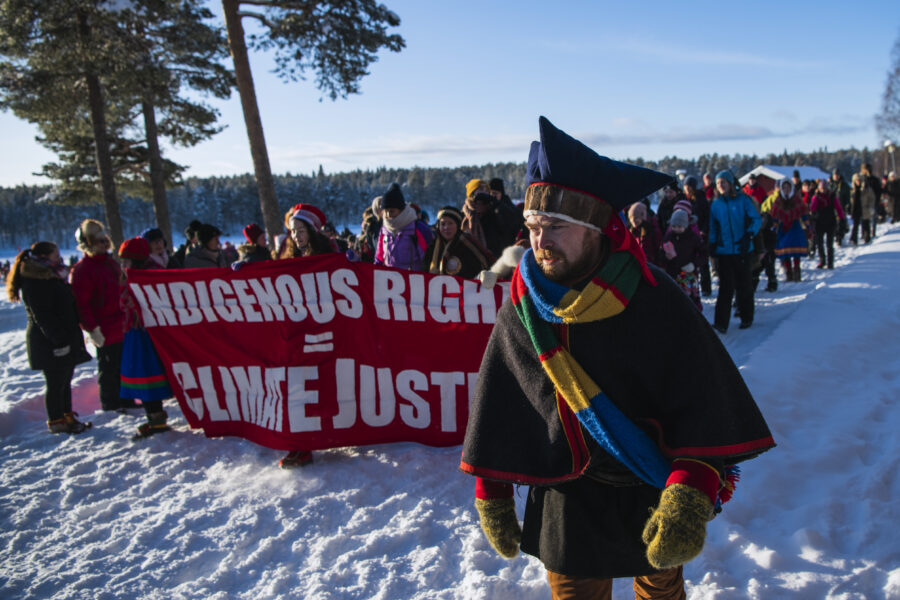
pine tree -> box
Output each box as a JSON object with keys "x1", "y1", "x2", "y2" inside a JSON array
[
  {"x1": 0, "y1": 0, "x2": 232, "y2": 246},
  {"x1": 876, "y1": 29, "x2": 900, "y2": 146},
  {"x1": 220, "y1": 0, "x2": 405, "y2": 248}
]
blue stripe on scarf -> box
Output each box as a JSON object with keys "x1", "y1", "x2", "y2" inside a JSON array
[
  {"x1": 519, "y1": 249, "x2": 568, "y2": 323},
  {"x1": 518, "y1": 247, "x2": 671, "y2": 489},
  {"x1": 578, "y1": 393, "x2": 669, "y2": 488}
]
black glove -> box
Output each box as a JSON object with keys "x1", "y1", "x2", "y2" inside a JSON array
[{"x1": 738, "y1": 233, "x2": 751, "y2": 255}]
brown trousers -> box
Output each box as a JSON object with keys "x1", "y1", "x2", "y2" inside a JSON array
[{"x1": 547, "y1": 566, "x2": 685, "y2": 600}]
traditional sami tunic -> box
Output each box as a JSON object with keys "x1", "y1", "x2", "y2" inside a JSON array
[
  {"x1": 460, "y1": 263, "x2": 774, "y2": 578},
  {"x1": 771, "y1": 196, "x2": 809, "y2": 259}
]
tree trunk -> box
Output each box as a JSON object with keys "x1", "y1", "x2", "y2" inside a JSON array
[
  {"x1": 141, "y1": 97, "x2": 173, "y2": 247},
  {"x1": 77, "y1": 10, "x2": 123, "y2": 247},
  {"x1": 221, "y1": 0, "x2": 281, "y2": 249}
]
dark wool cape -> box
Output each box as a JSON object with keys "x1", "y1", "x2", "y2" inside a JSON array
[{"x1": 461, "y1": 265, "x2": 774, "y2": 578}]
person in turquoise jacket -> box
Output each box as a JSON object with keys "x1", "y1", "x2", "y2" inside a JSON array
[{"x1": 708, "y1": 170, "x2": 761, "y2": 333}]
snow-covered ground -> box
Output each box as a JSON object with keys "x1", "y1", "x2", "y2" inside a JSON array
[{"x1": 1, "y1": 226, "x2": 899, "y2": 599}]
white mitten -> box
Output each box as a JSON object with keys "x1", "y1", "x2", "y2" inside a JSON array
[
  {"x1": 88, "y1": 327, "x2": 105, "y2": 348},
  {"x1": 478, "y1": 270, "x2": 499, "y2": 289}
]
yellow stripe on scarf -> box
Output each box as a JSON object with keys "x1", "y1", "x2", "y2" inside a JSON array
[
  {"x1": 543, "y1": 350, "x2": 601, "y2": 412},
  {"x1": 553, "y1": 283, "x2": 628, "y2": 324}
]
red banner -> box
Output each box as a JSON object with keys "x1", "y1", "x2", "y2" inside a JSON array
[{"x1": 127, "y1": 255, "x2": 508, "y2": 451}]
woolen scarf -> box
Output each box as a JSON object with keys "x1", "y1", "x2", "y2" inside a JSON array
[
  {"x1": 461, "y1": 198, "x2": 488, "y2": 250},
  {"x1": 382, "y1": 204, "x2": 418, "y2": 235},
  {"x1": 31, "y1": 255, "x2": 68, "y2": 280},
  {"x1": 511, "y1": 247, "x2": 670, "y2": 488}
]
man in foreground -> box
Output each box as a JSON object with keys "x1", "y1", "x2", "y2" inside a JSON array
[{"x1": 461, "y1": 117, "x2": 775, "y2": 599}]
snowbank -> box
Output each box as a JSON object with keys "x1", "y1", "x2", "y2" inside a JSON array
[{"x1": 1, "y1": 226, "x2": 899, "y2": 599}]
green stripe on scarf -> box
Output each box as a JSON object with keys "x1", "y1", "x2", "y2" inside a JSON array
[{"x1": 513, "y1": 248, "x2": 671, "y2": 488}]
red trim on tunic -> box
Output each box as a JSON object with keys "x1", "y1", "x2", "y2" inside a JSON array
[
  {"x1": 459, "y1": 460, "x2": 586, "y2": 486},
  {"x1": 644, "y1": 418, "x2": 775, "y2": 457}
]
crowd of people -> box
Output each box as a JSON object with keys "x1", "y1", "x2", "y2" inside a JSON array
[
  {"x1": 626, "y1": 165, "x2": 898, "y2": 334},
  {"x1": 4, "y1": 119, "x2": 899, "y2": 597},
  {"x1": 2, "y1": 163, "x2": 898, "y2": 453}
]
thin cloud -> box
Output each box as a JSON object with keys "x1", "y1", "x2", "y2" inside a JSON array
[
  {"x1": 266, "y1": 120, "x2": 872, "y2": 168},
  {"x1": 771, "y1": 110, "x2": 798, "y2": 121},
  {"x1": 538, "y1": 37, "x2": 828, "y2": 70}
]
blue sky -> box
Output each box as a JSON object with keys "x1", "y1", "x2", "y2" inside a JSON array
[{"x1": 1, "y1": 0, "x2": 898, "y2": 187}]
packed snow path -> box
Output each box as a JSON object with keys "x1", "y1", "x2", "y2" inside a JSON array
[{"x1": 1, "y1": 227, "x2": 899, "y2": 599}]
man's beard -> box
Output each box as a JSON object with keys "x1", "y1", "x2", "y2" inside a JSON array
[{"x1": 535, "y1": 236, "x2": 603, "y2": 284}]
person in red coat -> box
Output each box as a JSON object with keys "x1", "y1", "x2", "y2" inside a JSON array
[
  {"x1": 742, "y1": 173, "x2": 767, "y2": 205},
  {"x1": 70, "y1": 219, "x2": 133, "y2": 412},
  {"x1": 626, "y1": 202, "x2": 662, "y2": 266},
  {"x1": 809, "y1": 180, "x2": 846, "y2": 269},
  {"x1": 703, "y1": 172, "x2": 716, "y2": 201}
]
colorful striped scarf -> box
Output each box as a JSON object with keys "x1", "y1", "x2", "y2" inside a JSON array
[{"x1": 511, "y1": 247, "x2": 670, "y2": 488}]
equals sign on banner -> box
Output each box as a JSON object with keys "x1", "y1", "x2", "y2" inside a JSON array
[{"x1": 303, "y1": 331, "x2": 334, "y2": 353}]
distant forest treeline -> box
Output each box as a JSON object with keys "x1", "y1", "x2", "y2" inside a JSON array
[{"x1": 0, "y1": 146, "x2": 887, "y2": 249}]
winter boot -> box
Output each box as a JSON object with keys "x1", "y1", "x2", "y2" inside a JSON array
[
  {"x1": 279, "y1": 450, "x2": 314, "y2": 469},
  {"x1": 782, "y1": 259, "x2": 793, "y2": 282},
  {"x1": 793, "y1": 258, "x2": 802, "y2": 282},
  {"x1": 133, "y1": 410, "x2": 170, "y2": 440},
  {"x1": 47, "y1": 412, "x2": 91, "y2": 434}
]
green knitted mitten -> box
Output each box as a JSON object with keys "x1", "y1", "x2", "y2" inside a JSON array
[
  {"x1": 642, "y1": 483, "x2": 713, "y2": 569},
  {"x1": 475, "y1": 498, "x2": 521, "y2": 558}
]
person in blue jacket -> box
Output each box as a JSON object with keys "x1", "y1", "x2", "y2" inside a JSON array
[{"x1": 708, "y1": 170, "x2": 761, "y2": 333}]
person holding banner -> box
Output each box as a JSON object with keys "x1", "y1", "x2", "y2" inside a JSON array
[
  {"x1": 423, "y1": 206, "x2": 492, "y2": 279},
  {"x1": 184, "y1": 224, "x2": 227, "y2": 269},
  {"x1": 71, "y1": 219, "x2": 135, "y2": 412},
  {"x1": 233, "y1": 223, "x2": 271, "y2": 267},
  {"x1": 277, "y1": 202, "x2": 335, "y2": 467},
  {"x1": 276, "y1": 203, "x2": 334, "y2": 260},
  {"x1": 118, "y1": 237, "x2": 173, "y2": 439},
  {"x1": 374, "y1": 183, "x2": 433, "y2": 271},
  {"x1": 461, "y1": 117, "x2": 774, "y2": 599}
]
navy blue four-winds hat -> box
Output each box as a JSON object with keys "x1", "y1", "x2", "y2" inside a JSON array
[{"x1": 524, "y1": 116, "x2": 673, "y2": 231}]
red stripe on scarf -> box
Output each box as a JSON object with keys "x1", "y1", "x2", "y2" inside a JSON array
[
  {"x1": 603, "y1": 212, "x2": 657, "y2": 286},
  {"x1": 511, "y1": 264, "x2": 529, "y2": 305},
  {"x1": 538, "y1": 345, "x2": 564, "y2": 362},
  {"x1": 556, "y1": 324, "x2": 590, "y2": 474},
  {"x1": 590, "y1": 276, "x2": 629, "y2": 306}
]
